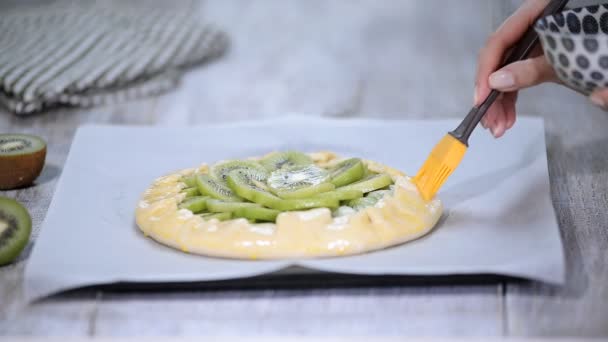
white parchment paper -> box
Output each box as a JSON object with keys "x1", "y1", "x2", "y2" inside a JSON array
[{"x1": 24, "y1": 116, "x2": 565, "y2": 301}]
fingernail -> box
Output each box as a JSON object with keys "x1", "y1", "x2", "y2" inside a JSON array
[
  {"x1": 590, "y1": 93, "x2": 606, "y2": 109},
  {"x1": 489, "y1": 71, "x2": 515, "y2": 89},
  {"x1": 492, "y1": 122, "x2": 505, "y2": 138}
]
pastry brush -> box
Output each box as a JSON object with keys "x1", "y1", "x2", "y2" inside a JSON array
[{"x1": 413, "y1": 0, "x2": 569, "y2": 201}]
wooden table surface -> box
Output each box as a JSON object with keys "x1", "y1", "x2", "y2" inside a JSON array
[{"x1": 1, "y1": 0, "x2": 607, "y2": 338}]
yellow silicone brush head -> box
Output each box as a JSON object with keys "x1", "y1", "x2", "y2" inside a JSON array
[{"x1": 414, "y1": 134, "x2": 467, "y2": 201}]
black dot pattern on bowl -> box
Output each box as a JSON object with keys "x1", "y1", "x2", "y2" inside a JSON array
[
  {"x1": 536, "y1": 6, "x2": 608, "y2": 95},
  {"x1": 599, "y1": 56, "x2": 608, "y2": 69},
  {"x1": 583, "y1": 38, "x2": 599, "y2": 53},
  {"x1": 549, "y1": 22, "x2": 559, "y2": 32},
  {"x1": 559, "y1": 53, "x2": 570, "y2": 67},
  {"x1": 547, "y1": 51, "x2": 555, "y2": 64},
  {"x1": 591, "y1": 71, "x2": 604, "y2": 80},
  {"x1": 567, "y1": 13, "x2": 582, "y2": 33},
  {"x1": 588, "y1": 5, "x2": 600, "y2": 14},
  {"x1": 583, "y1": 15, "x2": 599, "y2": 33},
  {"x1": 586, "y1": 81, "x2": 598, "y2": 89},
  {"x1": 546, "y1": 35, "x2": 557, "y2": 49},
  {"x1": 555, "y1": 13, "x2": 565, "y2": 27},
  {"x1": 562, "y1": 37, "x2": 575, "y2": 52},
  {"x1": 577, "y1": 55, "x2": 590, "y2": 69},
  {"x1": 601, "y1": 12, "x2": 608, "y2": 33}
]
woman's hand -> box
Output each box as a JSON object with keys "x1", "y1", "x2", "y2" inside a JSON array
[{"x1": 474, "y1": 0, "x2": 561, "y2": 138}]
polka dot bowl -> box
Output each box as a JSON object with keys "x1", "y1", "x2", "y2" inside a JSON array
[{"x1": 535, "y1": 4, "x2": 608, "y2": 95}]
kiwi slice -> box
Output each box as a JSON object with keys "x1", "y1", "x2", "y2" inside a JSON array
[
  {"x1": 206, "y1": 199, "x2": 261, "y2": 213},
  {"x1": 268, "y1": 165, "x2": 334, "y2": 199},
  {"x1": 233, "y1": 206, "x2": 280, "y2": 222},
  {"x1": 226, "y1": 169, "x2": 282, "y2": 207},
  {"x1": 338, "y1": 173, "x2": 393, "y2": 194},
  {"x1": 181, "y1": 187, "x2": 200, "y2": 198},
  {"x1": 347, "y1": 190, "x2": 391, "y2": 210},
  {"x1": 316, "y1": 188, "x2": 363, "y2": 201},
  {"x1": 196, "y1": 174, "x2": 242, "y2": 202},
  {"x1": 199, "y1": 212, "x2": 233, "y2": 221},
  {"x1": 181, "y1": 175, "x2": 198, "y2": 188},
  {"x1": 0, "y1": 196, "x2": 32, "y2": 266},
  {"x1": 211, "y1": 160, "x2": 268, "y2": 183},
  {"x1": 226, "y1": 169, "x2": 338, "y2": 211},
  {"x1": 178, "y1": 196, "x2": 209, "y2": 213},
  {"x1": 0, "y1": 134, "x2": 46, "y2": 190},
  {"x1": 329, "y1": 158, "x2": 365, "y2": 187},
  {"x1": 260, "y1": 151, "x2": 312, "y2": 172}
]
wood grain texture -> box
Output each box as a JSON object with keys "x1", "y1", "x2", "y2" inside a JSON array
[{"x1": 0, "y1": 0, "x2": 607, "y2": 337}]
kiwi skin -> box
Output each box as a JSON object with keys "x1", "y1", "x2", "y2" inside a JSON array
[
  {"x1": 0, "y1": 134, "x2": 46, "y2": 190},
  {"x1": 0, "y1": 196, "x2": 32, "y2": 266}
]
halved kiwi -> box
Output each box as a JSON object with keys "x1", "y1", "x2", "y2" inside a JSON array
[
  {"x1": 180, "y1": 187, "x2": 200, "y2": 198},
  {"x1": 0, "y1": 134, "x2": 46, "y2": 190},
  {"x1": 199, "y1": 212, "x2": 233, "y2": 221},
  {"x1": 0, "y1": 196, "x2": 32, "y2": 266},
  {"x1": 316, "y1": 188, "x2": 363, "y2": 201}
]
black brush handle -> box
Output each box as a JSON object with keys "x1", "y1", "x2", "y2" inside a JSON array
[{"x1": 450, "y1": 0, "x2": 569, "y2": 146}]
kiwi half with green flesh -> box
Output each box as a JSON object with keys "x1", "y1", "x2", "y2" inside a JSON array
[
  {"x1": 199, "y1": 212, "x2": 233, "y2": 221},
  {"x1": 211, "y1": 160, "x2": 268, "y2": 183},
  {"x1": 0, "y1": 134, "x2": 46, "y2": 190},
  {"x1": 226, "y1": 169, "x2": 338, "y2": 211},
  {"x1": 196, "y1": 174, "x2": 242, "y2": 202},
  {"x1": 206, "y1": 199, "x2": 261, "y2": 213},
  {"x1": 329, "y1": 158, "x2": 365, "y2": 187},
  {"x1": 0, "y1": 196, "x2": 32, "y2": 266},
  {"x1": 181, "y1": 187, "x2": 200, "y2": 198},
  {"x1": 233, "y1": 206, "x2": 280, "y2": 222},
  {"x1": 178, "y1": 196, "x2": 209, "y2": 213},
  {"x1": 260, "y1": 151, "x2": 312, "y2": 172},
  {"x1": 268, "y1": 165, "x2": 334, "y2": 199},
  {"x1": 338, "y1": 173, "x2": 393, "y2": 194}
]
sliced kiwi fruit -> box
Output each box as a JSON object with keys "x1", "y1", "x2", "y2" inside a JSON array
[
  {"x1": 0, "y1": 196, "x2": 32, "y2": 266},
  {"x1": 181, "y1": 187, "x2": 200, "y2": 198},
  {"x1": 0, "y1": 134, "x2": 46, "y2": 190},
  {"x1": 316, "y1": 188, "x2": 363, "y2": 201},
  {"x1": 338, "y1": 173, "x2": 393, "y2": 194},
  {"x1": 233, "y1": 206, "x2": 280, "y2": 222},
  {"x1": 206, "y1": 199, "x2": 261, "y2": 213},
  {"x1": 196, "y1": 174, "x2": 242, "y2": 202},
  {"x1": 329, "y1": 158, "x2": 365, "y2": 187},
  {"x1": 199, "y1": 212, "x2": 233, "y2": 221},
  {"x1": 181, "y1": 175, "x2": 198, "y2": 188},
  {"x1": 226, "y1": 169, "x2": 283, "y2": 207},
  {"x1": 260, "y1": 151, "x2": 312, "y2": 172},
  {"x1": 178, "y1": 196, "x2": 209, "y2": 213},
  {"x1": 226, "y1": 169, "x2": 338, "y2": 211},
  {"x1": 268, "y1": 165, "x2": 334, "y2": 199},
  {"x1": 347, "y1": 190, "x2": 391, "y2": 210},
  {"x1": 211, "y1": 160, "x2": 268, "y2": 183}
]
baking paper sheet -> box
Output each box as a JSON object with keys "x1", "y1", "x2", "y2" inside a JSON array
[{"x1": 24, "y1": 116, "x2": 565, "y2": 301}]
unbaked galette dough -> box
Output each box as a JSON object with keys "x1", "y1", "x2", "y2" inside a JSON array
[{"x1": 135, "y1": 151, "x2": 443, "y2": 259}]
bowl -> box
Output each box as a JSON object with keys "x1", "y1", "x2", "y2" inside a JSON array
[{"x1": 534, "y1": 4, "x2": 608, "y2": 95}]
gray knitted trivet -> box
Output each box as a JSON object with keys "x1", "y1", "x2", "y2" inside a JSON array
[{"x1": 0, "y1": 2, "x2": 228, "y2": 115}]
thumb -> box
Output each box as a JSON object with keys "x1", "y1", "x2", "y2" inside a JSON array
[{"x1": 488, "y1": 55, "x2": 558, "y2": 92}]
